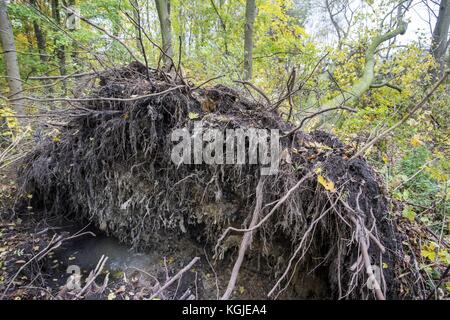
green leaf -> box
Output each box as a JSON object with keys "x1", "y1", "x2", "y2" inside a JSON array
[{"x1": 402, "y1": 206, "x2": 416, "y2": 222}]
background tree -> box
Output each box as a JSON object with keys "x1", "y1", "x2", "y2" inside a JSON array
[
  {"x1": 155, "y1": 0, "x2": 173, "y2": 67},
  {"x1": 243, "y1": 0, "x2": 256, "y2": 80},
  {"x1": 431, "y1": 0, "x2": 450, "y2": 74},
  {"x1": 0, "y1": 0, "x2": 24, "y2": 116},
  {"x1": 51, "y1": 0, "x2": 66, "y2": 80}
]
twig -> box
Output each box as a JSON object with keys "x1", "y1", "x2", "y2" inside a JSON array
[
  {"x1": 122, "y1": 9, "x2": 186, "y2": 85},
  {"x1": 28, "y1": 71, "x2": 97, "y2": 81},
  {"x1": 282, "y1": 105, "x2": 357, "y2": 138},
  {"x1": 149, "y1": 257, "x2": 200, "y2": 300},
  {"x1": 234, "y1": 80, "x2": 271, "y2": 105},
  {"x1": 209, "y1": 0, "x2": 227, "y2": 32},
  {"x1": 8, "y1": 85, "x2": 186, "y2": 103},
  {"x1": 393, "y1": 158, "x2": 437, "y2": 192},
  {"x1": 75, "y1": 255, "x2": 108, "y2": 299},
  {"x1": 370, "y1": 81, "x2": 402, "y2": 92},
  {"x1": 192, "y1": 75, "x2": 224, "y2": 90},
  {"x1": 270, "y1": 52, "x2": 329, "y2": 111},
  {"x1": 0, "y1": 222, "x2": 95, "y2": 299},
  {"x1": 204, "y1": 248, "x2": 220, "y2": 300},
  {"x1": 426, "y1": 263, "x2": 450, "y2": 300},
  {"x1": 1, "y1": 234, "x2": 64, "y2": 299},
  {"x1": 128, "y1": 0, "x2": 150, "y2": 81},
  {"x1": 286, "y1": 67, "x2": 296, "y2": 122},
  {"x1": 62, "y1": 5, "x2": 141, "y2": 63}
]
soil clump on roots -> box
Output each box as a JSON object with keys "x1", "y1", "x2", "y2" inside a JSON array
[{"x1": 16, "y1": 61, "x2": 416, "y2": 299}]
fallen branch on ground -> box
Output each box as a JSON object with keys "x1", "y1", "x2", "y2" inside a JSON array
[{"x1": 149, "y1": 257, "x2": 200, "y2": 300}]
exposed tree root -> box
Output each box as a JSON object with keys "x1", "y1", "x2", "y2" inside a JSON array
[
  {"x1": 15, "y1": 62, "x2": 422, "y2": 299},
  {"x1": 221, "y1": 176, "x2": 265, "y2": 300}
]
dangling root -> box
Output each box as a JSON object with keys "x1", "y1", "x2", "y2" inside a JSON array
[{"x1": 221, "y1": 176, "x2": 266, "y2": 300}]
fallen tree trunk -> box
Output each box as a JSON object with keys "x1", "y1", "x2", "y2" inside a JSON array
[{"x1": 17, "y1": 62, "x2": 417, "y2": 299}]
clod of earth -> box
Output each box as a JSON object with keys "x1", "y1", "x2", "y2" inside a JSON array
[{"x1": 17, "y1": 61, "x2": 418, "y2": 299}]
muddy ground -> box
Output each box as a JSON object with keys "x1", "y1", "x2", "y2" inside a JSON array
[{"x1": 0, "y1": 214, "x2": 285, "y2": 300}]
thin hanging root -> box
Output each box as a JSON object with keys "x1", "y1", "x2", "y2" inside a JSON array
[
  {"x1": 215, "y1": 172, "x2": 313, "y2": 256},
  {"x1": 221, "y1": 176, "x2": 266, "y2": 300},
  {"x1": 338, "y1": 195, "x2": 387, "y2": 254},
  {"x1": 360, "y1": 234, "x2": 385, "y2": 300},
  {"x1": 351, "y1": 215, "x2": 386, "y2": 300},
  {"x1": 267, "y1": 195, "x2": 338, "y2": 298},
  {"x1": 342, "y1": 191, "x2": 386, "y2": 300}
]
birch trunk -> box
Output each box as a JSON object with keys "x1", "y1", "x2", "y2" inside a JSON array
[{"x1": 0, "y1": 0, "x2": 24, "y2": 115}]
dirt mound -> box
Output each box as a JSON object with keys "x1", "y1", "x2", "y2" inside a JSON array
[{"x1": 17, "y1": 62, "x2": 417, "y2": 299}]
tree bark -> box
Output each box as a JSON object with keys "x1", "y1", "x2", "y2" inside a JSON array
[
  {"x1": 0, "y1": 0, "x2": 24, "y2": 115},
  {"x1": 243, "y1": 0, "x2": 256, "y2": 80},
  {"x1": 51, "y1": 0, "x2": 66, "y2": 79},
  {"x1": 131, "y1": 0, "x2": 144, "y2": 54},
  {"x1": 155, "y1": 0, "x2": 173, "y2": 68},
  {"x1": 313, "y1": 20, "x2": 407, "y2": 128},
  {"x1": 29, "y1": 0, "x2": 47, "y2": 65},
  {"x1": 431, "y1": 0, "x2": 450, "y2": 74},
  {"x1": 67, "y1": 0, "x2": 80, "y2": 70},
  {"x1": 324, "y1": 21, "x2": 407, "y2": 109}
]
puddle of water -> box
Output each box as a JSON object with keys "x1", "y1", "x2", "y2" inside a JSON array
[
  {"x1": 60, "y1": 234, "x2": 158, "y2": 273},
  {"x1": 46, "y1": 223, "x2": 273, "y2": 299}
]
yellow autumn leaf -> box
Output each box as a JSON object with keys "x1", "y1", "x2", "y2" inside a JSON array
[
  {"x1": 239, "y1": 286, "x2": 245, "y2": 295},
  {"x1": 421, "y1": 242, "x2": 438, "y2": 261},
  {"x1": 317, "y1": 175, "x2": 336, "y2": 192},
  {"x1": 438, "y1": 249, "x2": 450, "y2": 264},
  {"x1": 410, "y1": 136, "x2": 422, "y2": 147},
  {"x1": 188, "y1": 112, "x2": 199, "y2": 120},
  {"x1": 421, "y1": 249, "x2": 436, "y2": 261}
]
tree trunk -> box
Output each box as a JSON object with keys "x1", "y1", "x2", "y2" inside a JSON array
[
  {"x1": 51, "y1": 0, "x2": 66, "y2": 81},
  {"x1": 30, "y1": 0, "x2": 47, "y2": 64},
  {"x1": 155, "y1": 0, "x2": 173, "y2": 68},
  {"x1": 313, "y1": 20, "x2": 407, "y2": 129},
  {"x1": 431, "y1": 0, "x2": 450, "y2": 74},
  {"x1": 33, "y1": 22, "x2": 47, "y2": 63},
  {"x1": 243, "y1": 0, "x2": 256, "y2": 80},
  {"x1": 0, "y1": 0, "x2": 24, "y2": 115},
  {"x1": 67, "y1": 0, "x2": 80, "y2": 71},
  {"x1": 131, "y1": 0, "x2": 144, "y2": 54}
]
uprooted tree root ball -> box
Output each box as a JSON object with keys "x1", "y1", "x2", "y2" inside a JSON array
[{"x1": 17, "y1": 62, "x2": 420, "y2": 299}]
